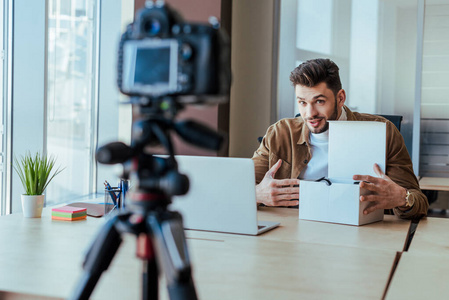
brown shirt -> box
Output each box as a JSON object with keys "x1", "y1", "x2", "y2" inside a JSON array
[{"x1": 252, "y1": 106, "x2": 428, "y2": 219}]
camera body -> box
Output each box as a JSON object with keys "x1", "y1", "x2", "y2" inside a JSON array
[{"x1": 118, "y1": 2, "x2": 230, "y2": 101}]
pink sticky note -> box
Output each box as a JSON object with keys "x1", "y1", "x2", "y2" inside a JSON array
[{"x1": 51, "y1": 205, "x2": 87, "y2": 214}]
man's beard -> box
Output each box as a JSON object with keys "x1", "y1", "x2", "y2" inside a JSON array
[{"x1": 307, "y1": 98, "x2": 339, "y2": 134}]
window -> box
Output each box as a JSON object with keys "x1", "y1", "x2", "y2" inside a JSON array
[
  {"x1": 1, "y1": 0, "x2": 12, "y2": 215},
  {"x1": 46, "y1": 0, "x2": 99, "y2": 205},
  {"x1": 0, "y1": 0, "x2": 5, "y2": 213},
  {"x1": 10, "y1": 0, "x2": 125, "y2": 213}
]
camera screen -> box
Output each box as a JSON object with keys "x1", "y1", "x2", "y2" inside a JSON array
[
  {"x1": 135, "y1": 48, "x2": 169, "y2": 85},
  {"x1": 122, "y1": 39, "x2": 178, "y2": 96}
]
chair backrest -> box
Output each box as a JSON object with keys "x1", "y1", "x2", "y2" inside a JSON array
[{"x1": 376, "y1": 114, "x2": 403, "y2": 132}]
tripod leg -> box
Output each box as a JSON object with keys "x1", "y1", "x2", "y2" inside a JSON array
[
  {"x1": 69, "y1": 215, "x2": 124, "y2": 300},
  {"x1": 137, "y1": 234, "x2": 159, "y2": 300},
  {"x1": 143, "y1": 259, "x2": 159, "y2": 300},
  {"x1": 147, "y1": 211, "x2": 198, "y2": 300}
]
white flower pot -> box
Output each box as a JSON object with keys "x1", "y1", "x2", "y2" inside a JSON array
[{"x1": 21, "y1": 195, "x2": 45, "y2": 218}]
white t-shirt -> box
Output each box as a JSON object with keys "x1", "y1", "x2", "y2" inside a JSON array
[{"x1": 299, "y1": 108, "x2": 347, "y2": 180}]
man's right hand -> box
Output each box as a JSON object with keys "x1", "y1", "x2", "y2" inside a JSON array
[{"x1": 256, "y1": 159, "x2": 300, "y2": 206}]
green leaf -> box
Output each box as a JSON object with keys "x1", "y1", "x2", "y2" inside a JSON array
[{"x1": 13, "y1": 152, "x2": 64, "y2": 195}]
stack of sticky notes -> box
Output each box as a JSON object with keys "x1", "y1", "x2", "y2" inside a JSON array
[{"x1": 51, "y1": 205, "x2": 87, "y2": 221}]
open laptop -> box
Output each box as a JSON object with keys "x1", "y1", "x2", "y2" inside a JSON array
[{"x1": 170, "y1": 156, "x2": 280, "y2": 235}]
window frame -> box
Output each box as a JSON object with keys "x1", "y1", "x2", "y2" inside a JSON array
[{"x1": 1, "y1": 0, "x2": 12, "y2": 215}]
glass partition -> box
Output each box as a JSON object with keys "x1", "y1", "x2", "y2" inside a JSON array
[
  {"x1": 377, "y1": 0, "x2": 418, "y2": 157},
  {"x1": 419, "y1": 0, "x2": 449, "y2": 178},
  {"x1": 278, "y1": 0, "x2": 419, "y2": 157}
]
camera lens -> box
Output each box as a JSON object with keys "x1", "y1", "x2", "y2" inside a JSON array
[{"x1": 145, "y1": 19, "x2": 162, "y2": 36}]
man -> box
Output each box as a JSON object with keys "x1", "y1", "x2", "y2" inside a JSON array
[{"x1": 252, "y1": 58, "x2": 428, "y2": 219}]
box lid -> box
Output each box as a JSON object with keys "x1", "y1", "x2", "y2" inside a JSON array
[{"x1": 328, "y1": 121, "x2": 386, "y2": 182}]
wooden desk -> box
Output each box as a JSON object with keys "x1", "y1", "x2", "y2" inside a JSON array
[
  {"x1": 186, "y1": 207, "x2": 411, "y2": 252},
  {"x1": 0, "y1": 210, "x2": 141, "y2": 300},
  {"x1": 189, "y1": 236, "x2": 396, "y2": 300},
  {"x1": 387, "y1": 217, "x2": 449, "y2": 299},
  {"x1": 407, "y1": 217, "x2": 449, "y2": 255},
  {"x1": 419, "y1": 176, "x2": 449, "y2": 191},
  {"x1": 0, "y1": 209, "x2": 398, "y2": 300},
  {"x1": 385, "y1": 252, "x2": 449, "y2": 299}
]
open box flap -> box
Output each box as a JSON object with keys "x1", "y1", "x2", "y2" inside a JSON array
[{"x1": 328, "y1": 121, "x2": 386, "y2": 181}]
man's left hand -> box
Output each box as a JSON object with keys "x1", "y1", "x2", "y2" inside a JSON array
[{"x1": 353, "y1": 164, "x2": 407, "y2": 215}]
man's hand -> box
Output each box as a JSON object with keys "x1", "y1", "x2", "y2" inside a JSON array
[
  {"x1": 256, "y1": 159, "x2": 300, "y2": 207},
  {"x1": 353, "y1": 164, "x2": 407, "y2": 215}
]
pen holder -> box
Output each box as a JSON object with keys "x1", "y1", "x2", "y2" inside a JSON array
[{"x1": 104, "y1": 187, "x2": 121, "y2": 216}]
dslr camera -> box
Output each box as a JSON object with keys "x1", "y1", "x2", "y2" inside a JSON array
[{"x1": 117, "y1": 0, "x2": 230, "y2": 103}]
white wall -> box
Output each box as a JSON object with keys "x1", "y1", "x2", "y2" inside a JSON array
[
  {"x1": 348, "y1": 0, "x2": 379, "y2": 114},
  {"x1": 118, "y1": 0, "x2": 134, "y2": 145},
  {"x1": 393, "y1": 6, "x2": 418, "y2": 155},
  {"x1": 95, "y1": 0, "x2": 124, "y2": 192}
]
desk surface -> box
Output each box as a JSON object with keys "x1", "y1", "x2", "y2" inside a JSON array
[
  {"x1": 186, "y1": 207, "x2": 411, "y2": 252},
  {"x1": 385, "y1": 252, "x2": 449, "y2": 299},
  {"x1": 408, "y1": 216, "x2": 449, "y2": 255},
  {"x1": 0, "y1": 210, "x2": 141, "y2": 300},
  {"x1": 419, "y1": 176, "x2": 449, "y2": 191},
  {"x1": 0, "y1": 208, "x2": 399, "y2": 300},
  {"x1": 189, "y1": 235, "x2": 395, "y2": 300}
]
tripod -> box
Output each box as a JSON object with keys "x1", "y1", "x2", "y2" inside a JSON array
[
  {"x1": 69, "y1": 189, "x2": 197, "y2": 300},
  {"x1": 69, "y1": 100, "x2": 224, "y2": 299}
]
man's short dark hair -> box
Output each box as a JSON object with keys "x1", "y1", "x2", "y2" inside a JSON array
[{"x1": 289, "y1": 58, "x2": 342, "y2": 96}]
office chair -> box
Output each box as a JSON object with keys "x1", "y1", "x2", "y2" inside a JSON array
[{"x1": 373, "y1": 115, "x2": 435, "y2": 207}]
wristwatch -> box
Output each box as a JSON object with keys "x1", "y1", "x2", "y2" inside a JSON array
[{"x1": 403, "y1": 189, "x2": 414, "y2": 208}]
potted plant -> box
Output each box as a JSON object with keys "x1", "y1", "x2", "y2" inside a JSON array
[{"x1": 13, "y1": 152, "x2": 63, "y2": 218}]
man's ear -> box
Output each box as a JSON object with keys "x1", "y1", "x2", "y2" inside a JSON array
[{"x1": 337, "y1": 89, "x2": 346, "y2": 107}]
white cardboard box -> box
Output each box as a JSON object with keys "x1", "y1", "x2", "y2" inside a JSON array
[{"x1": 299, "y1": 121, "x2": 386, "y2": 226}]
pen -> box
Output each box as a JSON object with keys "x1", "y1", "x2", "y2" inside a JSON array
[{"x1": 104, "y1": 181, "x2": 118, "y2": 206}]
